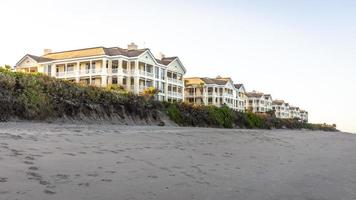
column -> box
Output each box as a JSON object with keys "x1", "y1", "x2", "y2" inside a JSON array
[
  {"x1": 76, "y1": 62, "x2": 80, "y2": 83},
  {"x1": 89, "y1": 61, "x2": 92, "y2": 85},
  {"x1": 51, "y1": 64, "x2": 56, "y2": 77}
]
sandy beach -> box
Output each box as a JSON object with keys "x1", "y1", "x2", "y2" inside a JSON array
[{"x1": 0, "y1": 122, "x2": 355, "y2": 200}]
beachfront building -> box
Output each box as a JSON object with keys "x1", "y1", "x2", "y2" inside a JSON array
[
  {"x1": 15, "y1": 43, "x2": 187, "y2": 102},
  {"x1": 300, "y1": 110, "x2": 309, "y2": 122},
  {"x1": 184, "y1": 77, "x2": 245, "y2": 111},
  {"x1": 245, "y1": 91, "x2": 273, "y2": 113},
  {"x1": 234, "y1": 84, "x2": 247, "y2": 112},
  {"x1": 289, "y1": 106, "x2": 301, "y2": 119},
  {"x1": 272, "y1": 100, "x2": 290, "y2": 119}
]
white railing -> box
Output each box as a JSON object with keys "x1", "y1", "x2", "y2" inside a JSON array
[
  {"x1": 168, "y1": 78, "x2": 183, "y2": 85},
  {"x1": 56, "y1": 72, "x2": 65, "y2": 77},
  {"x1": 139, "y1": 70, "x2": 154, "y2": 78},
  {"x1": 112, "y1": 68, "x2": 118, "y2": 73},
  {"x1": 168, "y1": 91, "x2": 183, "y2": 98}
]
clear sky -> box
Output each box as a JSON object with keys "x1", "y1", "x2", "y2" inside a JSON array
[{"x1": 1, "y1": 0, "x2": 355, "y2": 133}]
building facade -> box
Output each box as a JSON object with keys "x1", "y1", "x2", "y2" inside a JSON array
[
  {"x1": 184, "y1": 77, "x2": 246, "y2": 111},
  {"x1": 300, "y1": 110, "x2": 309, "y2": 122},
  {"x1": 15, "y1": 44, "x2": 186, "y2": 102},
  {"x1": 272, "y1": 100, "x2": 290, "y2": 118},
  {"x1": 245, "y1": 91, "x2": 273, "y2": 113}
]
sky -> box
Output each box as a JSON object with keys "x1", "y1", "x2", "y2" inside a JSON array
[{"x1": 0, "y1": 0, "x2": 355, "y2": 133}]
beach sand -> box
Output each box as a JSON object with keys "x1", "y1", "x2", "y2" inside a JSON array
[{"x1": 0, "y1": 122, "x2": 355, "y2": 200}]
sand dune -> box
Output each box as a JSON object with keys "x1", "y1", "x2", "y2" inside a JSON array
[{"x1": 0, "y1": 122, "x2": 355, "y2": 200}]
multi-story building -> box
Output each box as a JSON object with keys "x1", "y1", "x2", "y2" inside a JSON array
[
  {"x1": 289, "y1": 106, "x2": 301, "y2": 119},
  {"x1": 234, "y1": 84, "x2": 247, "y2": 112},
  {"x1": 184, "y1": 77, "x2": 245, "y2": 111},
  {"x1": 15, "y1": 43, "x2": 186, "y2": 102},
  {"x1": 272, "y1": 100, "x2": 290, "y2": 118},
  {"x1": 245, "y1": 91, "x2": 273, "y2": 113},
  {"x1": 300, "y1": 110, "x2": 309, "y2": 122}
]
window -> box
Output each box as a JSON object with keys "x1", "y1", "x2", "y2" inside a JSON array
[
  {"x1": 123, "y1": 77, "x2": 127, "y2": 85},
  {"x1": 161, "y1": 69, "x2": 166, "y2": 80},
  {"x1": 161, "y1": 82, "x2": 165, "y2": 92},
  {"x1": 155, "y1": 81, "x2": 159, "y2": 90},
  {"x1": 92, "y1": 62, "x2": 96, "y2": 69},
  {"x1": 112, "y1": 77, "x2": 118, "y2": 85},
  {"x1": 155, "y1": 67, "x2": 159, "y2": 79},
  {"x1": 112, "y1": 60, "x2": 118, "y2": 69}
]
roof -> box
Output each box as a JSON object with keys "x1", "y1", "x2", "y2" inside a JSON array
[
  {"x1": 156, "y1": 57, "x2": 177, "y2": 65},
  {"x1": 273, "y1": 100, "x2": 285, "y2": 105},
  {"x1": 234, "y1": 84, "x2": 243, "y2": 89},
  {"x1": 19, "y1": 46, "x2": 178, "y2": 65},
  {"x1": 185, "y1": 77, "x2": 229, "y2": 86},
  {"x1": 246, "y1": 92, "x2": 264, "y2": 98},
  {"x1": 27, "y1": 54, "x2": 55, "y2": 62}
]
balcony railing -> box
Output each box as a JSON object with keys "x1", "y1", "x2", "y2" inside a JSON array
[
  {"x1": 168, "y1": 78, "x2": 183, "y2": 85},
  {"x1": 139, "y1": 70, "x2": 154, "y2": 78},
  {"x1": 168, "y1": 91, "x2": 183, "y2": 98}
]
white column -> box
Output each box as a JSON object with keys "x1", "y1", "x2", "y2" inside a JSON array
[
  {"x1": 89, "y1": 61, "x2": 92, "y2": 85},
  {"x1": 76, "y1": 62, "x2": 80, "y2": 83}
]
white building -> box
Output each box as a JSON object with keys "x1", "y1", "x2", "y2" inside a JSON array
[
  {"x1": 245, "y1": 91, "x2": 273, "y2": 113},
  {"x1": 300, "y1": 110, "x2": 309, "y2": 122},
  {"x1": 289, "y1": 106, "x2": 301, "y2": 119},
  {"x1": 15, "y1": 43, "x2": 186, "y2": 102},
  {"x1": 184, "y1": 77, "x2": 246, "y2": 111},
  {"x1": 272, "y1": 100, "x2": 290, "y2": 118}
]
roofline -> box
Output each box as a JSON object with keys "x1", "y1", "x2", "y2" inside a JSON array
[{"x1": 15, "y1": 54, "x2": 38, "y2": 67}]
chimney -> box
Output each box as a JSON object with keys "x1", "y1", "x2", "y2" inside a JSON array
[
  {"x1": 43, "y1": 49, "x2": 52, "y2": 55},
  {"x1": 127, "y1": 42, "x2": 138, "y2": 50},
  {"x1": 157, "y1": 52, "x2": 165, "y2": 60}
]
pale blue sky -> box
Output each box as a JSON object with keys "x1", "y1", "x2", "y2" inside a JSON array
[{"x1": 0, "y1": 0, "x2": 355, "y2": 132}]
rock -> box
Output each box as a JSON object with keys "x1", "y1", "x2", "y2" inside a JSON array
[{"x1": 157, "y1": 121, "x2": 165, "y2": 126}]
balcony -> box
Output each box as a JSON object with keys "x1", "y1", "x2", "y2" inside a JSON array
[
  {"x1": 168, "y1": 91, "x2": 183, "y2": 98},
  {"x1": 168, "y1": 78, "x2": 183, "y2": 85},
  {"x1": 139, "y1": 70, "x2": 154, "y2": 78}
]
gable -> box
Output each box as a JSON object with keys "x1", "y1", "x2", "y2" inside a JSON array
[
  {"x1": 167, "y1": 58, "x2": 186, "y2": 74},
  {"x1": 138, "y1": 50, "x2": 158, "y2": 65},
  {"x1": 224, "y1": 80, "x2": 235, "y2": 89},
  {"x1": 16, "y1": 56, "x2": 38, "y2": 68}
]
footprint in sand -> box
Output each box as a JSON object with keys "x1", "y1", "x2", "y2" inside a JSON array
[
  {"x1": 23, "y1": 161, "x2": 34, "y2": 165},
  {"x1": 63, "y1": 153, "x2": 76, "y2": 156},
  {"x1": 101, "y1": 179, "x2": 112, "y2": 182},
  {"x1": 147, "y1": 175, "x2": 159, "y2": 179},
  {"x1": 44, "y1": 189, "x2": 56, "y2": 195},
  {"x1": 27, "y1": 172, "x2": 42, "y2": 181},
  {"x1": 24, "y1": 156, "x2": 35, "y2": 160},
  {"x1": 28, "y1": 166, "x2": 39, "y2": 171},
  {"x1": 52, "y1": 174, "x2": 71, "y2": 183},
  {"x1": 78, "y1": 182, "x2": 90, "y2": 187},
  {"x1": 0, "y1": 177, "x2": 8, "y2": 183},
  {"x1": 87, "y1": 173, "x2": 99, "y2": 177}
]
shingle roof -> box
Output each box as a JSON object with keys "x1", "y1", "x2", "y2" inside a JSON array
[
  {"x1": 157, "y1": 57, "x2": 177, "y2": 66},
  {"x1": 21, "y1": 46, "x2": 179, "y2": 65},
  {"x1": 27, "y1": 54, "x2": 55, "y2": 62},
  {"x1": 273, "y1": 100, "x2": 285, "y2": 105},
  {"x1": 185, "y1": 77, "x2": 229, "y2": 86},
  {"x1": 234, "y1": 84, "x2": 243, "y2": 89},
  {"x1": 246, "y1": 92, "x2": 264, "y2": 98}
]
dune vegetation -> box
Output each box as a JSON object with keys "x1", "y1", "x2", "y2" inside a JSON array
[{"x1": 0, "y1": 68, "x2": 337, "y2": 131}]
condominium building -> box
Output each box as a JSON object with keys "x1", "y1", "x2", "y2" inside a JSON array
[
  {"x1": 272, "y1": 100, "x2": 290, "y2": 118},
  {"x1": 289, "y1": 106, "x2": 301, "y2": 119},
  {"x1": 234, "y1": 84, "x2": 247, "y2": 112},
  {"x1": 300, "y1": 110, "x2": 309, "y2": 122},
  {"x1": 245, "y1": 91, "x2": 273, "y2": 113},
  {"x1": 15, "y1": 43, "x2": 186, "y2": 102},
  {"x1": 184, "y1": 77, "x2": 246, "y2": 111}
]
